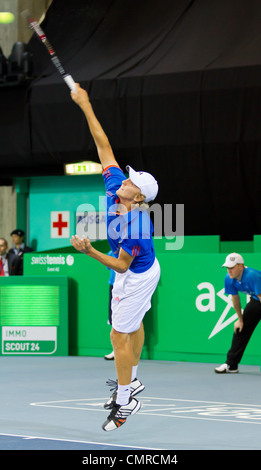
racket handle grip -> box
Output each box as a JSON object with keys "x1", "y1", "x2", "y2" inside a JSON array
[{"x1": 64, "y1": 74, "x2": 76, "y2": 92}]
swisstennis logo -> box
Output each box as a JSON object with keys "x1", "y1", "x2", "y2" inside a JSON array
[
  {"x1": 195, "y1": 282, "x2": 249, "y2": 339},
  {"x1": 31, "y1": 254, "x2": 74, "y2": 266}
]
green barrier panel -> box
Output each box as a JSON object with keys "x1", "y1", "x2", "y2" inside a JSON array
[
  {"x1": 144, "y1": 253, "x2": 261, "y2": 364},
  {"x1": 40, "y1": 239, "x2": 110, "y2": 254},
  {"x1": 154, "y1": 235, "x2": 220, "y2": 253},
  {"x1": 24, "y1": 252, "x2": 111, "y2": 356},
  {"x1": 0, "y1": 276, "x2": 68, "y2": 356},
  {"x1": 220, "y1": 240, "x2": 253, "y2": 253},
  {"x1": 24, "y1": 250, "x2": 261, "y2": 365},
  {"x1": 254, "y1": 235, "x2": 261, "y2": 252}
]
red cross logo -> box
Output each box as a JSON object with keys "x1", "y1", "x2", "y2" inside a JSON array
[
  {"x1": 53, "y1": 213, "x2": 68, "y2": 236},
  {"x1": 51, "y1": 211, "x2": 70, "y2": 238}
]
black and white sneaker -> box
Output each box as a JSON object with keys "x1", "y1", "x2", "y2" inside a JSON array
[
  {"x1": 102, "y1": 397, "x2": 141, "y2": 432},
  {"x1": 214, "y1": 363, "x2": 238, "y2": 374},
  {"x1": 104, "y1": 378, "x2": 145, "y2": 410}
]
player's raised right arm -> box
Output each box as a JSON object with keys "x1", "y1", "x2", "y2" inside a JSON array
[{"x1": 71, "y1": 84, "x2": 119, "y2": 170}]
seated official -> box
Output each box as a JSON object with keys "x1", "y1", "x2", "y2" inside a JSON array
[{"x1": 0, "y1": 238, "x2": 22, "y2": 276}]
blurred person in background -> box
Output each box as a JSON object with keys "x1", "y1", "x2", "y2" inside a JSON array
[{"x1": 0, "y1": 238, "x2": 22, "y2": 276}]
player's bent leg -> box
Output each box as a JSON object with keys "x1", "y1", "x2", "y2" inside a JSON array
[
  {"x1": 110, "y1": 328, "x2": 133, "y2": 385},
  {"x1": 104, "y1": 326, "x2": 145, "y2": 411},
  {"x1": 130, "y1": 322, "x2": 145, "y2": 366}
]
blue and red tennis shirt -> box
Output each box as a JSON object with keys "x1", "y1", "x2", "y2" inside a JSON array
[{"x1": 103, "y1": 165, "x2": 155, "y2": 273}]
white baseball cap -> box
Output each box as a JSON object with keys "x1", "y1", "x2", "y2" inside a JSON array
[
  {"x1": 222, "y1": 253, "x2": 244, "y2": 268},
  {"x1": 126, "y1": 165, "x2": 158, "y2": 202}
]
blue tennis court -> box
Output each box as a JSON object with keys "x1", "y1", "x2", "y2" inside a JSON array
[{"x1": 0, "y1": 356, "x2": 260, "y2": 454}]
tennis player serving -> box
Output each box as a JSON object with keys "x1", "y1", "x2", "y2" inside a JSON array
[{"x1": 70, "y1": 84, "x2": 160, "y2": 432}]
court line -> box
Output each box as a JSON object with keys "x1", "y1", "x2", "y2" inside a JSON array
[
  {"x1": 30, "y1": 395, "x2": 261, "y2": 408},
  {"x1": 139, "y1": 412, "x2": 261, "y2": 426},
  {"x1": 142, "y1": 397, "x2": 261, "y2": 407},
  {"x1": 0, "y1": 432, "x2": 161, "y2": 450},
  {"x1": 30, "y1": 396, "x2": 261, "y2": 426}
]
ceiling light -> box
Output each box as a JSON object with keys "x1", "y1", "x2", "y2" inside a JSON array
[{"x1": 64, "y1": 161, "x2": 103, "y2": 175}]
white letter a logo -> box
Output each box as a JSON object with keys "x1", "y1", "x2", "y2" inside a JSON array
[{"x1": 208, "y1": 288, "x2": 238, "y2": 339}]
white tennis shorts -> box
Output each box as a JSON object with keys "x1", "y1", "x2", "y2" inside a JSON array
[{"x1": 111, "y1": 257, "x2": 160, "y2": 333}]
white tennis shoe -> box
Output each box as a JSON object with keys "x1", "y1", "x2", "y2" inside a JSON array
[
  {"x1": 104, "y1": 350, "x2": 115, "y2": 360},
  {"x1": 214, "y1": 363, "x2": 238, "y2": 373},
  {"x1": 104, "y1": 378, "x2": 145, "y2": 409}
]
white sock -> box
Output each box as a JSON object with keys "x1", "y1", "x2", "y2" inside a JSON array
[
  {"x1": 116, "y1": 384, "x2": 131, "y2": 406},
  {"x1": 131, "y1": 365, "x2": 138, "y2": 382}
]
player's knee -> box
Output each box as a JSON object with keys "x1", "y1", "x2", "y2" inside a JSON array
[{"x1": 110, "y1": 328, "x2": 128, "y2": 349}]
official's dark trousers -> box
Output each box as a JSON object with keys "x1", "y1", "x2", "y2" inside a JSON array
[{"x1": 226, "y1": 297, "x2": 261, "y2": 368}]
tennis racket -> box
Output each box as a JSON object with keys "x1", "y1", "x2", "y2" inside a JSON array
[{"x1": 21, "y1": 10, "x2": 76, "y2": 92}]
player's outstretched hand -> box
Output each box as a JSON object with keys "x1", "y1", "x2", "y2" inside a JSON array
[
  {"x1": 70, "y1": 83, "x2": 89, "y2": 109},
  {"x1": 70, "y1": 235, "x2": 92, "y2": 254}
]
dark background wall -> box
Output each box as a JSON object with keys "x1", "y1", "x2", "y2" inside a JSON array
[{"x1": 1, "y1": 0, "x2": 261, "y2": 240}]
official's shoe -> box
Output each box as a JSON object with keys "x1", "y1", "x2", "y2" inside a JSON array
[
  {"x1": 104, "y1": 351, "x2": 114, "y2": 360},
  {"x1": 102, "y1": 397, "x2": 141, "y2": 432},
  {"x1": 104, "y1": 378, "x2": 145, "y2": 410},
  {"x1": 214, "y1": 363, "x2": 238, "y2": 374}
]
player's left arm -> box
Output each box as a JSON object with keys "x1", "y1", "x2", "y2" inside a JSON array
[
  {"x1": 70, "y1": 235, "x2": 134, "y2": 273},
  {"x1": 257, "y1": 294, "x2": 261, "y2": 302}
]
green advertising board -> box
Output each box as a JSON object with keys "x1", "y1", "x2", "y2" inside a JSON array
[
  {"x1": 23, "y1": 246, "x2": 261, "y2": 365},
  {"x1": 0, "y1": 276, "x2": 68, "y2": 356},
  {"x1": 24, "y1": 249, "x2": 110, "y2": 357},
  {"x1": 151, "y1": 252, "x2": 261, "y2": 365}
]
